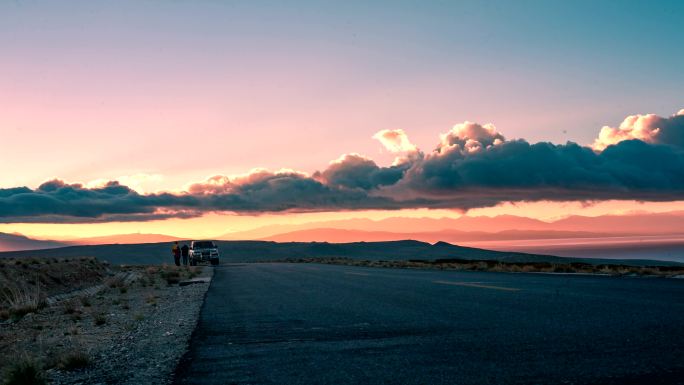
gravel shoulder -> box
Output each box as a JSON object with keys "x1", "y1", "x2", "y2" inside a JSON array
[{"x1": 0, "y1": 261, "x2": 213, "y2": 385}]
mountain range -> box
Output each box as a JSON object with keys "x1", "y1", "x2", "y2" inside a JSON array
[{"x1": 220, "y1": 211, "x2": 684, "y2": 240}]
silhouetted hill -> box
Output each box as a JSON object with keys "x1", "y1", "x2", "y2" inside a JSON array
[
  {"x1": 0, "y1": 232, "x2": 68, "y2": 252},
  {"x1": 72, "y1": 233, "x2": 182, "y2": 245},
  {"x1": 0, "y1": 240, "x2": 679, "y2": 267}
]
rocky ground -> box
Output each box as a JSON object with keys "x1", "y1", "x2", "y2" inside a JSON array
[{"x1": 0, "y1": 259, "x2": 212, "y2": 385}]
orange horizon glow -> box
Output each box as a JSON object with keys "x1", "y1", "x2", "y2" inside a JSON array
[{"x1": 3, "y1": 200, "x2": 683, "y2": 241}]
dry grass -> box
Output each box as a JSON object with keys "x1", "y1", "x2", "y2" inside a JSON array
[
  {"x1": 0, "y1": 280, "x2": 45, "y2": 321},
  {"x1": 105, "y1": 276, "x2": 126, "y2": 289},
  {"x1": 0, "y1": 257, "x2": 107, "y2": 321},
  {"x1": 0, "y1": 261, "x2": 202, "y2": 385},
  {"x1": 2, "y1": 356, "x2": 46, "y2": 385},
  {"x1": 54, "y1": 351, "x2": 90, "y2": 371},
  {"x1": 93, "y1": 313, "x2": 107, "y2": 326},
  {"x1": 276, "y1": 257, "x2": 684, "y2": 277}
]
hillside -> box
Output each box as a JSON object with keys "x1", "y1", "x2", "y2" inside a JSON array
[
  {"x1": 71, "y1": 233, "x2": 182, "y2": 245},
  {"x1": 0, "y1": 232, "x2": 68, "y2": 252},
  {"x1": 0, "y1": 240, "x2": 679, "y2": 267}
]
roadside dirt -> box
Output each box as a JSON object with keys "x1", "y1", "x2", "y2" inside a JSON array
[{"x1": 0, "y1": 259, "x2": 212, "y2": 385}]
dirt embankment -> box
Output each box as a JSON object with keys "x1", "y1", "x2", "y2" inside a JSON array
[{"x1": 0, "y1": 258, "x2": 211, "y2": 385}]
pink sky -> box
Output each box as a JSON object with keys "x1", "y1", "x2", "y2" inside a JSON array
[{"x1": 2, "y1": 2, "x2": 684, "y2": 240}]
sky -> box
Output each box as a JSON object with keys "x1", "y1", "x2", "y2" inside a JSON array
[{"x1": 1, "y1": 0, "x2": 683, "y2": 239}]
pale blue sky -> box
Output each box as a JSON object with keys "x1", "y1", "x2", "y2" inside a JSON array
[{"x1": 1, "y1": 0, "x2": 683, "y2": 188}]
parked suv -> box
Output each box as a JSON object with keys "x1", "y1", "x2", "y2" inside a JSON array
[{"x1": 189, "y1": 240, "x2": 220, "y2": 266}]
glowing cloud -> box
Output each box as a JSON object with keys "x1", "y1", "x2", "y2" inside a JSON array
[
  {"x1": 87, "y1": 173, "x2": 164, "y2": 194},
  {"x1": 591, "y1": 109, "x2": 684, "y2": 151},
  {"x1": 373, "y1": 129, "x2": 418, "y2": 153},
  {"x1": 437, "y1": 122, "x2": 505, "y2": 155}
]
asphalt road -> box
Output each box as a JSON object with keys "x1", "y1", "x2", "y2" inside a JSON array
[{"x1": 174, "y1": 263, "x2": 684, "y2": 385}]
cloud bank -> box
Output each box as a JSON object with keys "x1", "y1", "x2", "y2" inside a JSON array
[{"x1": 2, "y1": 108, "x2": 683, "y2": 223}]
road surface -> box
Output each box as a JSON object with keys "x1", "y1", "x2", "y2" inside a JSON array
[{"x1": 174, "y1": 263, "x2": 684, "y2": 385}]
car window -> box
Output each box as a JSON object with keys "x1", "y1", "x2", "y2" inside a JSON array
[{"x1": 193, "y1": 241, "x2": 215, "y2": 248}]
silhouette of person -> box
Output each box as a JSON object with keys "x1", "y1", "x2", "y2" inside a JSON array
[
  {"x1": 172, "y1": 241, "x2": 181, "y2": 266},
  {"x1": 181, "y1": 243, "x2": 189, "y2": 266}
]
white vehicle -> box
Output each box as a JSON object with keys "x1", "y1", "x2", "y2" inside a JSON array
[{"x1": 189, "y1": 240, "x2": 220, "y2": 266}]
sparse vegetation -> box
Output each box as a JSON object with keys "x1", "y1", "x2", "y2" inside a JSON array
[
  {"x1": 79, "y1": 296, "x2": 91, "y2": 307},
  {"x1": 2, "y1": 357, "x2": 45, "y2": 385},
  {"x1": 106, "y1": 276, "x2": 125, "y2": 289},
  {"x1": 62, "y1": 299, "x2": 79, "y2": 315},
  {"x1": 276, "y1": 257, "x2": 684, "y2": 277},
  {"x1": 162, "y1": 270, "x2": 181, "y2": 285},
  {"x1": 93, "y1": 313, "x2": 107, "y2": 326},
  {"x1": 55, "y1": 351, "x2": 90, "y2": 371},
  {"x1": 1, "y1": 282, "x2": 44, "y2": 321},
  {"x1": 0, "y1": 259, "x2": 208, "y2": 384},
  {"x1": 146, "y1": 294, "x2": 158, "y2": 306}
]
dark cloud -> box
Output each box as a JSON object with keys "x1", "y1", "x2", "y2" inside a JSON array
[
  {"x1": 3, "y1": 108, "x2": 684, "y2": 223},
  {"x1": 0, "y1": 180, "x2": 197, "y2": 223},
  {"x1": 314, "y1": 154, "x2": 407, "y2": 190},
  {"x1": 388, "y1": 139, "x2": 684, "y2": 208}
]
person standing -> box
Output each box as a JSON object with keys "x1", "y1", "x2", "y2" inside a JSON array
[
  {"x1": 172, "y1": 241, "x2": 181, "y2": 266},
  {"x1": 181, "y1": 243, "x2": 189, "y2": 266}
]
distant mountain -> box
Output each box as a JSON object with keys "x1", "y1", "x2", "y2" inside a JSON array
[
  {"x1": 552, "y1": 212, "x2": 684, "y2": 234},
  {"x1": 263, "y1": 228, "x2": 618, "y2": 243},
  {"x1": 0, "y1": 232, "x2": 68, "y2": 252},
  {"x1": 72, "y1": 233, "x2": 182, "y2": 245},
  {"x1": 219, "y1": 215, "x2": 553, "y2": 240},
  {"x1": 221, "y1": 212, "x2": 684, "y2": 240}
]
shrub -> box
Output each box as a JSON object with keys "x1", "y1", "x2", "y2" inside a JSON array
[
  {"x1": 93, "y1": 313, "x2": 106, "y2": 326},
  {"x1": 55, "y1": 351, "x2": 90, "y2": 371},
  {"x1": 2, "y1": 358, "x2": 45, "y2": 385},
  {"x1": 160, "y1": 269, "x2": 181, "y2": 285},
  {"x1": 62, "y1": 299, "x2": 78, "y2": 315},
  {"x1": 1, "y1": 282, "x2": 43, "y2": 320},
  {"x1": 79, "y1": 296, "x2": 91, "y2": 307}
]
